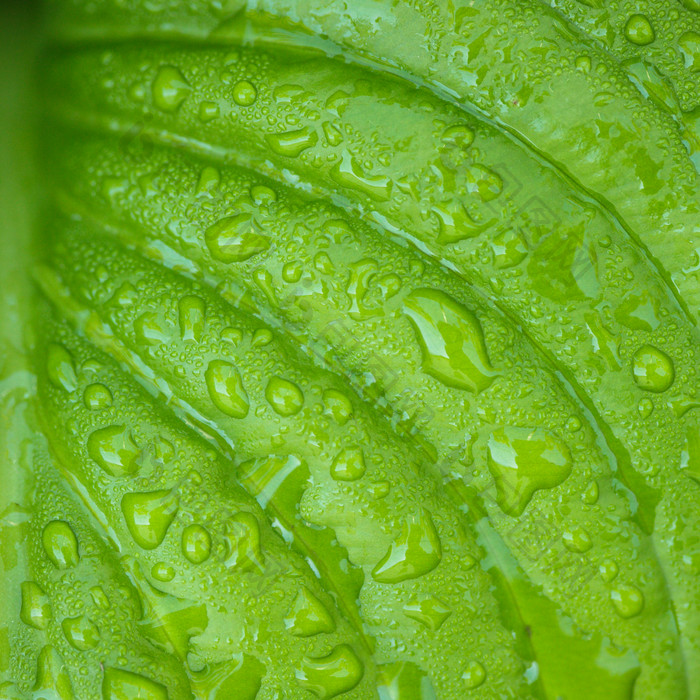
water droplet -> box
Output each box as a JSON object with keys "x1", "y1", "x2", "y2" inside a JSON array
[
  {"x1": 637, "y1": 397, "x2": 654, "y2": 418},
  {"x1": 345, "y1": 258, "x2": 382, "y2": 320},
  {"x1": 91, "y1": 586, "x2": 111, "y2": 610},
  {"x1": 82, "y1": 382, "x2": 113, "y2": 411},
  {"x1": 323, "y1": 389, "x2": 353, "y2": 425},
  {"x1": 680, "y1": 428, "x2": 700, "y2": 485},
  {"x1": 62, "y1": 615, "x2": 100, "y2": 651},
  {"x1": 285, "y1": 587, "x2": 336, "y2": 637},
  {"x1": 466, "y1": 164, "x2": 503, "y2": 201},
  {"x1": 330, "y1": 447, "x2": 366, "y2": 482},
  {"x1": 562, "y1": 526, "x2": 593, "y2": 553},
  {"x1": 614, "y1": 291, "x2": 661, "y2": 332},
  {"x1": 233, "y1": 80, "x2": 257, "y2": 106},
  {"x1": 134, "y1": 312, "x2": 171, "y2": 346},
  {"x1": 403, "y1": 595, "x2": 451, "y2": 631},
  {"x1": 20, "y1": 581, "x2": 51, "y2": 629},
  {"x1": 611, "y1": 584, "x2": 645, "y2": 618},
  {"x1": 34, "y1": 646, "x2": 74, "y2": 700},
  {"x1": 265, "y1": 376, "x2": 304, "y2": 416},
  {"x1": 196, "y1": 165, "x2": 220, "y2": 195},
  {"x1": 600, "y1": 560, "x2": 619, "y2": 583},
  {"x1": 322, "y1": 121, "x2": 344, "y2": 146},
  {"x1": 182, "y1": 524, "x2": 212, "y2": 564},
  {"x1": 403, "y1": 288, "x2": 496, "y2": 393},
  {"x1": 331, "y1": 152, "x2": 393, "y2": 201},
  {"x1": 266, "y1": 127, "x2": 318, "y2": 157},
  {"x1": 250, "y1": 184, "x2": 277, "y2": 205},
  {"x1": 680, "y1": 0, "x2": 700, "y2": 12},
  {"x1": 108, "y1": 281, "x2": 138, "y2": 308},
  {"x1": 575, "y1": 55, "x2": 592, "y2": 72},
  {"x1": 87, "y1": 425, "x2": 140, "y2": 476},
  {"x1": 679, "y1": 31, "x2": 700, "y2": 71},
  {"x1": 102, "y1": 667, "x2": 167, "y2": 700},
  {"x1": 296, "y1": 644, "x2": 364, "y2": 699},
  {"x1": 121, "y1": 490, "x2": 179, "y2": 550},
  {"x1": 624, "y1": 14, "x2": 655, "y2": 45},
  {"x1": 442, "y1": 124, "x2": 474, "y2": 148},
  {"x1": 632, "y1": 344, "x2": 674, "y2": 393},
  {"x1": 582, "y1": 480, "x2": 599, "y2": 505},
  {"x1": 189, "y1": 656, "x2": 265, "y2": 700},
  {"x1": 205, "y1": 214, "x2": 271, "y2": 263},
  {"x1": 224, "y1": 512, "x2": 264, "y2": 573},
  {"x1": 490, "y1": 229, "x2": 528, "y2": 269},
  {"x1": 433, "y1": 200, "x2": 493, "y2": 244},
  {"x1": 152, "y1": 562, "x2": 176, "y2": 582},
  {"x1": 205, "y1": 360, "x2": 250, "y2": 418},
  {"x1": 198, "y1": 100, "x2": 220, "y2": 122},
  {"x1": 252, "y1": 328, "x2": 273, "y2": 347},
  {"x1": 42, "y1": 520, "x2": 80, "y2": 569},
  {"x1": 487, "y1": 427, "x2": 573, "y2": 517},
  {"x1": 372, "y1": 510, "x2": 442, "y2": 584},
  {"x1": 462, "y1": 660, "x2": 486, "y2": 689},
  {"x1": 152, "y1": 65, "x2": 191, "y2": 112},
  {"x1": 377, "y1": 661, "x2": 435, "y2": 699},
  {"x1": 178, "y1": 295, "x2": 206, "y2": 342},
  {"x1": 47, "y1": 344, "x2": 77, "y2": 393}
]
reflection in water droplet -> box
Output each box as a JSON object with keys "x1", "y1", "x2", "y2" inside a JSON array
[
  {"x1": 466, "y1": 164, "x2": 503, "y2": 201},
  {"x1": 83, "y1": 383, "x2": 113, "y2": 410},
  {"x1": 403, "y1": 595, "x2": 452, "y2": 631},
  {"x1": 372, "y1": 510, "x2": 442, "y2": 584},
  {"x1": 62, "y1": 615, "x2": 100, "y2": 651},
  {"x1": 20, "y1": 581, "x2": 51, "y2": 630},
  {"x1": 47, "y1": 344, "x2": 78, "y2": 393},
  {"x1": 632, "y1": 345, "x2": 674, "y2": 393},
  {"x1": 611, "y1": 584, "x2": 645, "y2": 618},
  {"x1": 624, "y1": 14, "x2": 655, "y2": 45},
  {"x1": 102, "y1": 667, "x2": 167, "y2": 700},
  {"x1": 42, "y1": 520, "x2": 80, "y2": 570},
  {"x1": 330, "y1": 447, "x2": 366, "y2": 482},
  {"x1": 403, "y1": 288, "x2": 496, "y2": 393},
  {"x1": 182, "y1": 524, "x2": 212, "y2": 564},
  {"x1": 205, "y1": 360, "x2": 250, "y2": 418},
  {"x1": 462, "y1": 660, "x2": 486, "y2": 689},
  {"x1": 265, "y1": 376, "x2": 304, "y2": 416},
  {"x1": 87, "y1": 425, "x2": 140, "y2": 477},
  {"x1": 205, "y1": 214, "x2": 271, "y2": 263},
  {"x1": 296, "y1": 644, "x2": 364, "y2": 699},
  {"x1": 285, "y1": 587, "x2": 336, "y2": 637},
  {"x1": 266, "y1": 127, "x2": 318, "y2": 157},
  {"x1": 487, "y1": 427, "x2": 573, "y2": 517},
  {"x1": 121, "y1": 490, "x2": 179, "y2": 550},
  {"x1": 152, "y1": 65, "x2": 191, "y2": 112},
  {"x1": 178, "y1": 295, "x2": 206, "y2": 342}
]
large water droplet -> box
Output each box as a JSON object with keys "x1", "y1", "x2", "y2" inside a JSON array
[
  {"x1": 372, "y1": 509, "x2": 442, "y2": 584},
  {"x1": 265, "y1": 376, "x2": 304, "y2": 416},
  {"x1": 611, "y1": 584, "x2": 645, "y2": 618},
  {"x1": 87, "y1": 425, "x2": 140, "y2": 477},
  {"x1": 562, "y1": 526, "x2": 593, "y2": 553},
  {"x1": 20, "y1": 581, "x2": 51, "y2": 630},
  {"x1": 205, "y1": 214, "x2": 271, "y2": 263},
  {"x1": 182, "y1": 524, "x2": 212, "y2": 564},
  {"x1": 205, "y1": 360, "x2": 250, "y2": 418},
  {"x1": 403, "y1": 288, "x2": 495, "y2": 393},
  {"x1": 331, "y1": 447, "x2": 366, "y2": 482},
  {"x1": 62, "y1": 615, "x2": 100, "y2": 651},
  {"x1": 347, "y1": 258, "x2": 382, "y2": 320},
  {"x1": 323, "y1": 389, "x2": 353, "y2": 425},
  {"x1": 285, "y1": 587, "x2": 336, "y2": 637},
  {"x1": 295, "y1": 644, "x2": 364, "y2": 699},
  {"x1": 83, "y1": 383, "x2": 113, "y2": 410},
  {"x1": 134, "y1": 312, "x2": 171, "y2": 346},
  {"x1": 462, "y1": 660, "x2": 486, "y2": 689},
  {"x1": 47, "y1": 344, "x2": 78, "y2": 393},
  {"x1": 121, "y1": 490, "x2": 179, "y2": 550},
  {"x1": 34, "y1": 646, "x2": 74, "y2": 700},
  {"x1": 487, "y1": 427, "x2": 573, "y2": 517},
  {"x1": 152, "y1": 66, "x2": 191, "y2": 112},
  {"x1": 624, "y1": 14, "x2": 655, "y2": 45},
  {"x1": 442, "y1": 123, "x2": 475, "y2": 148},
  {"x1": 433, "y1": 199, "x2": 493, "y2": 244},
  {"x1": 377, "y1": 661, "x2": 436, "y2": 700},
  {"x1": 198, "y1": 100, "x2": 220, "y2": 123},
  {"x1": 178, "y1": 295, "x2": 206, "y2": 342},
  {"x1": 466, "y1": 164, "x2": 502, "y2": 201},
  {"x1": 403, "y1": 595, "x2": 451, "y2": 631},
  {"x1": 233, "y1": 80, "x2": 257, "y2": 106},
  {"x1": 224, "y1": 512, "x2": 264, "y2": 573},
  {"x1": 42, "y1": 520, "x2": 80, "y2": 569},
  {"x1": 102, "y1": 667, "x2": 167, "y2": 700},
  {"x1": 331, "y1": 152, "x2": 393, "y2": 201},
  {"x1": 632, "y1": 344, "x2": 674, "y2": 393},
  {"x1": 266, "y1": 127, "x2": 318, "y2": 157},
  {"x1": 490, "y1": 229, "x2": 528, "y2": 269}
]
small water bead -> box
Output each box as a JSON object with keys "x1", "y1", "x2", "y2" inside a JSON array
[
  {"x1": 198, "y1": 100, "x2": 219, "y2": 122},
  {"x1": 266, "y1": 127, "x2": 319, "y2": 158},
  {"x1": 284, "y1": 587, "x2": 336, "y2": 637},
  {"x1": 265, "y1": 376, "x2": 304, "y2": 416},
  {"x1": 562, "y1": 526, "x2": 593, "y2": 553},
  {"x1": 152, "y1": 65, "x2": 191, "y2": 112},
  {"x1": 582, "y1": 481, "x2": 599, "y2": 505},
  {"x1": 637, "y1": 397, "x2": 654, "y2": 418},
  {"x1": 372, "y1": 510, "x2": 442, "y2": 584},
  {"x1": 466, "y1": 164, "x2": 503, "y2": 201},
  {"x1": 102, "y1": 667, "x2": 167, "y2": 700},
  {"x1": 632, "y1": 344, "x2": 675, "y2": 393},
  {"x1": 611, "y1": 584, "x2": 645, "y2": 618},
  {"x1": 566, "y1": 415, "x2": 582, "y2": 433},
  {"x1": 600, "y1": 560, "x2": 619, "y2": 583},
  {"x1": 20, "y1": 581, "x2": 51, "y2": 629},
  {"x1": 182, "y1": 524, "x2": 212, "y2": 564},
  {"x1": 87, "y1": 425, "x2": 140, "y2": 477},
  {"x1": 34, "y1": 646, "x2": 74, "y2": 699},
  {"x1": 462, "y1": 660, "x2": 486, "y2": 690},
  {"x1": 42, "y1": 520, "x2": 80, "y2": 570},
  {"x1": 322, "y1": 121, "x2": 344, "y2": 146},
  {"x1": 90, "y1": 586, "x2": 111, "y2": 610},
  {"x1": 205, "y1": 214, "x2": 271, "y2": 263},
  {"x1": 46, "y1": 344, "x2": 78, "y2": 393},
  {"x1": 83, "y1": 383, "x2": 113, "y2": 410},
  {"x1": 575, "y1": 55, "x2": 592, "y2": 72},
  {"x1": 330, "y1": 447, "x2": 366, "y2": 482},
  {"x1": 403, "y1": 596, "x2": 452, "y2": 631},
  {"x1": 232, "y1": 80, "x2": 257, "y2": 106},
  {"x1": 624, "y1": 14, "x2": 655, "y2": 45},
  {"x1": 62, "y1": 615, "x2": 100, "y2": 651},
  {"x1": 121, "y1": 490, "x2": 179, "y2": 550},
  {"x1": 295, "y1": 644, "x2": 364, "y2": 699},
  {"x1": 205, "y1": 360, "x2": 250, "y2": 418},
  {"x1": 151, "y1": 562, "x2": 176, "y2": 582}
]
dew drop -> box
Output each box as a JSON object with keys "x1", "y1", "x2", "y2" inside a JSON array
[
  {"x1": 182, "y1": 524, "x2": 212, "y2": 564},
  {"x1": 205, "y1": 214, "x2": 271, "y2": 263},
  {"x1": 266, "y1": 127, "x2": 318, "y2": 157},
  {"x1": 198, "y1": 100, "x2": 220, "y2": 122},
  {"x1": 372, "y1": 510, "x2": 442, "y2": 584},
  {"x1": 462, "y1": 660, "x2": 486, "y2": 689},
  {"x1": 134, "y1": 312, "x2": 171, "y2": 346},
  {"x1": 87, "y1": 425, "x2": 140, "y2": 477},
  {"x1": 433, "y1": 199, "x2": 493, "y2": 244},
  {"x1": 233, "y1": 80, "x2": 257, "y2": 106},
  {"x1": 102, "y1": 667, "x2": 167, "y2": 700},
  {"x1": 490, "y1": 229, "x2": 528, "y2": 269},
  {"x1": 466, "y1": 164, "x2": 503, "y2": 201},
  {"x1": 152, "y1": 65, "x2": 191, "y2": 112},
  {"x1": 562, "y1": 526, "x2": 593, "y2": 553},
  {"x1": 295, "y1": 644, "x2": 364, "y2": 699},
  {"x1": 20, "y1": 581, "x2": 51, "y2": 630},
  {"x1": 47, "y1": 344, "x2": 78, "y2": 393},
  {"x1": 265, "y1": 376, "x2": 304, "y2": 416},
  {"x1": 582, "y1": 480, "x2": 599, "y2": 505},
  {"x1": 331, "y1": 152, "x2": 393, "y2": 201},
  {"x1": 121, "y1": 490, "x2": 179, "y2": 550},
  {"x1": 178, "y1": 295, "x2": 206, "y2": 342},
  {"x1": 224, "y1": 512, "x2": 264, "y2": 573},
  {"x1": 62, "y1": 615, "x2": 100, "y2": 651},
  {"x1": 196, "y1": 165, "x2": 220, "y2": 195},
  {"x1": 611, "y1": 584, "x2": 645, "y2": 618},
  {"x1": 442, "y1": 123, "x2": 475, "y2": 148},
  {"x1": 632, "y1": 344, "x2": 674, "y2": 393},
  {"x1": 323, "y1": 389, "x2": 353, "y2": 425},
  {"x1": 205, "y1": 360, "x2": 250, "y2": 418},
  {"x1": 403, "y1": 595, "x2": 452, "y2": 631},
  {"x1": 83, "y1": 383, "x2": 113, "y2": 410},
  {"x1": 624, "y1": 14, "x2": 655, "y2": 45},
  {"x1": 600, "y1": 559, "x2": 619, "y2": 583},
  {"x1": 487, "y1": 427, "x2": 573, "y2": 517},
  {"x1": 42, "y1": 520, "x2": 80, "y2": 570},
  {"x1": 151, "y1": 562, "x2": 176, "y2": 582},
  {"x1": 285, "y1": 587, "x2": 336, "y2": 637},
  {"x1": 377, "y1": 661, "x2": 435, "y2": 699},
  {"x1": 330, "y1": 447, "x2": 366, "y2": 482},
  {"x1": 679, "y1": 31, "x2": 700, "y2": 71},
  {"x1": 282, "y1": 261, "x2": 303, "y2": 283},
  {"x1": 34, "y1": 646, "x2": 74, "y2": 700}
]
